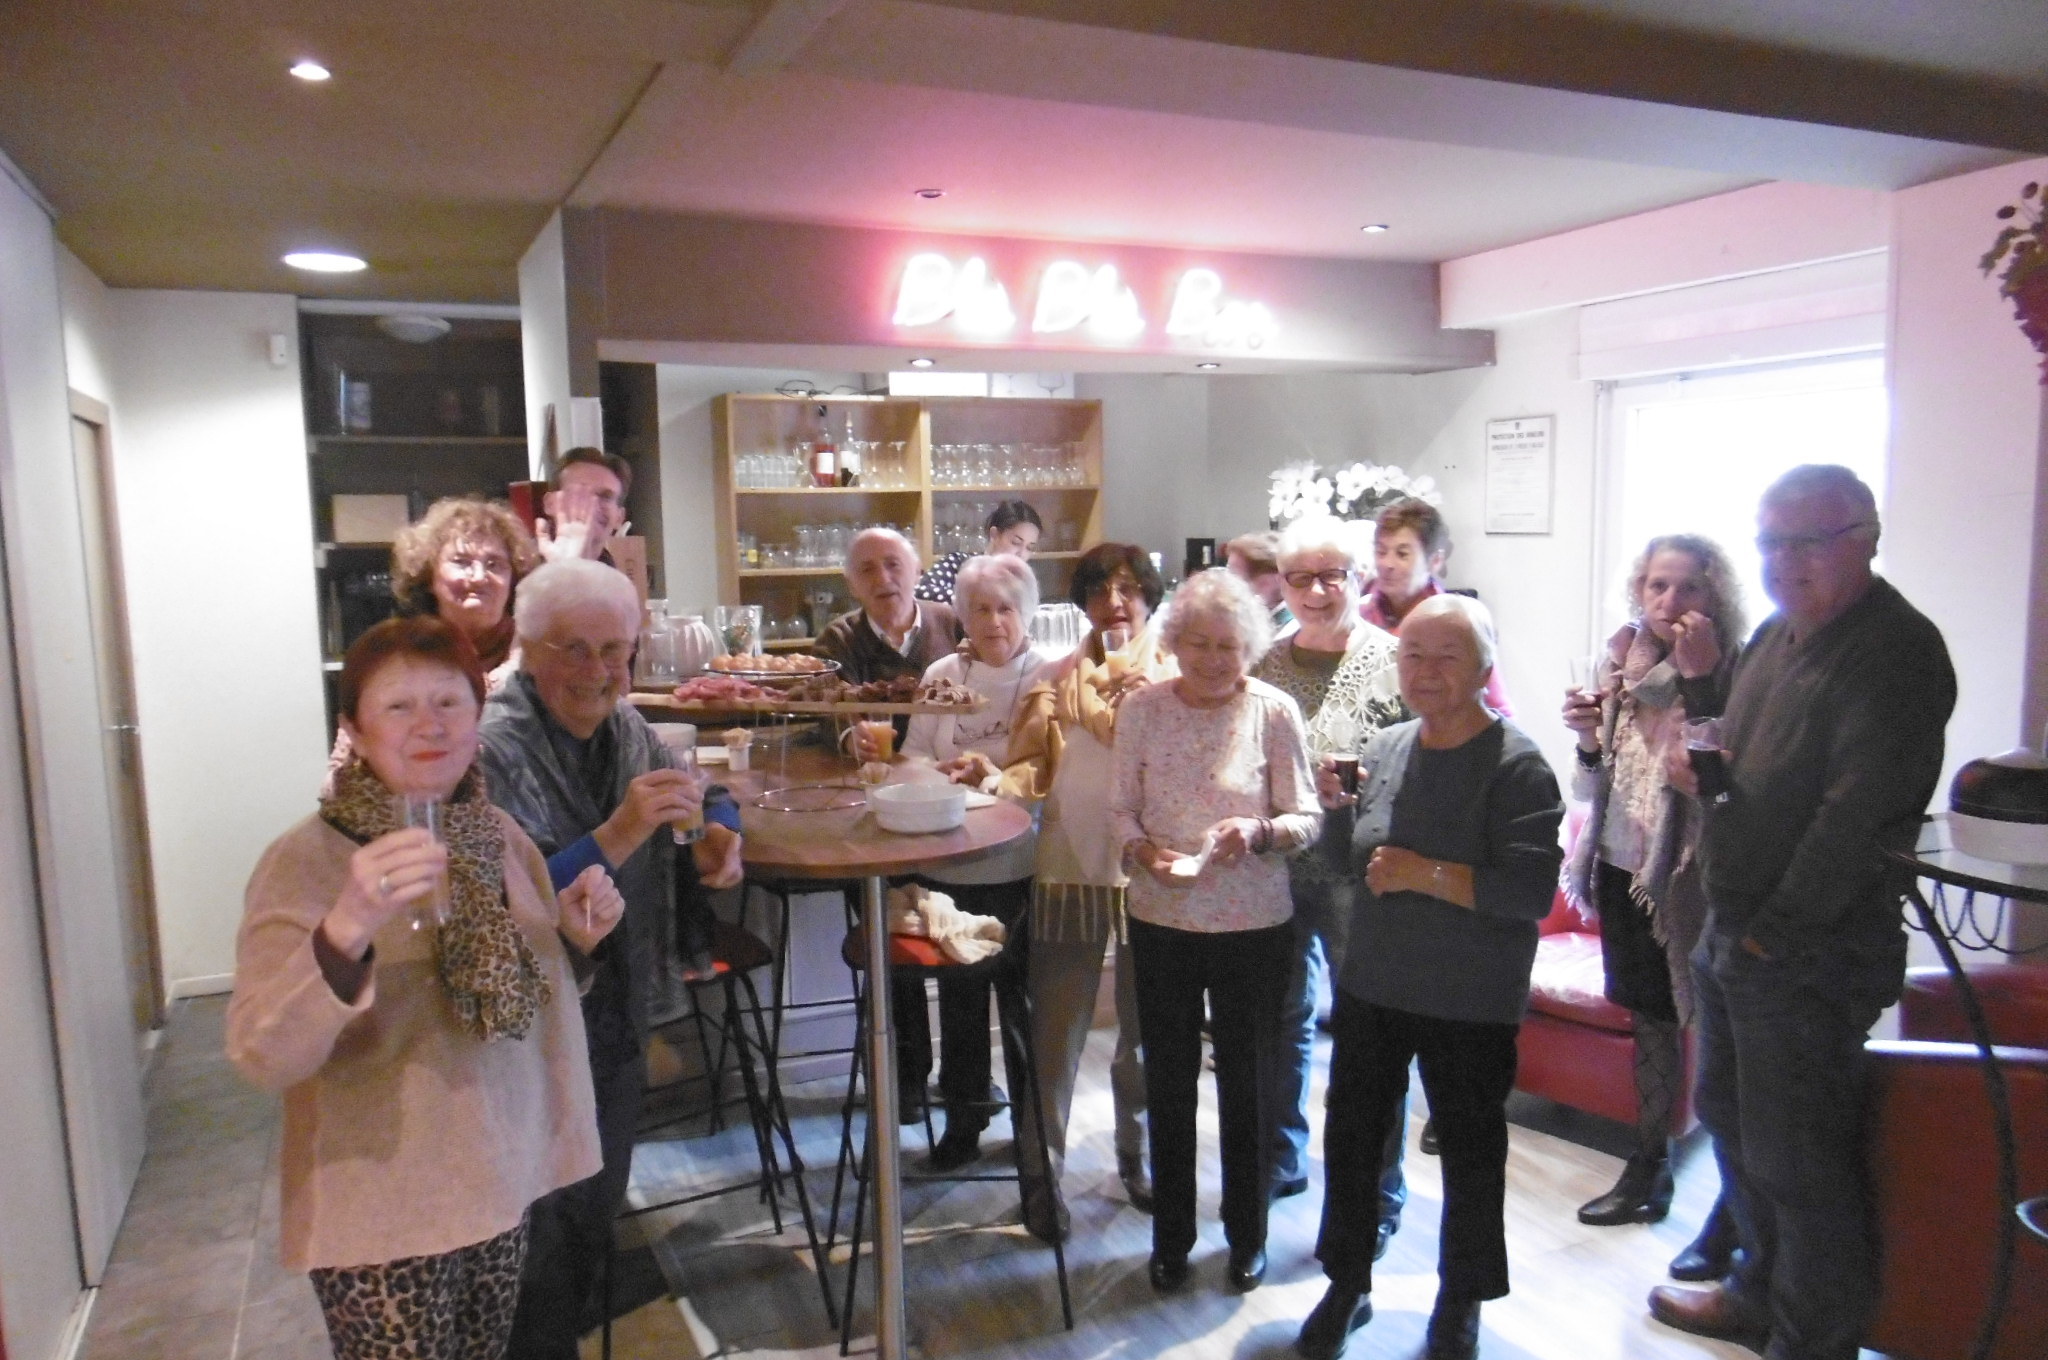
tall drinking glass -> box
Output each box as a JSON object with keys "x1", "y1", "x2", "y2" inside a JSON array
[{"x1": 396, "y1": 794, "x2": 450, "y2": 930}]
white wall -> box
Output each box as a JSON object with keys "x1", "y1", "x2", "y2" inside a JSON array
[
  {"x1": 101, "y1": 291, "x2": 329, "y2": 992},
  {"x1": 1202, "y1": 320, "x2": 1596, "y2": 778},
  {"x1": 520, "y1": 211, "x2": 570, "y2": 479},
  {"x1": 1887, "y1": 158, "x2": 2048, "y2": 789},
  {"x1": 1082, "y1": 373, "x2": 1210, "y2": 566},
  {"x1": 0, "y1": 154, "x2": 97, "y2": 1360}
]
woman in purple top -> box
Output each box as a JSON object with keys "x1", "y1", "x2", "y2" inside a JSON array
[{"x1": 1111, "y1": 568, "x2": 1320, "y2": 1297}]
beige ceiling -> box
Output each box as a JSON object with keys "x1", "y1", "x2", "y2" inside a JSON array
[{"x1": 0, "y1": 0, "x2": 2036, "y2": 304}]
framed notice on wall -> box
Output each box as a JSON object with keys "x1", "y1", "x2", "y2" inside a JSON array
[{"x1": 1484, "y1": 416, "x2": 1554, "y2": 534}]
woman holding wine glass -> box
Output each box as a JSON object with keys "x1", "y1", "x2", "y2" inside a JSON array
[
  {"x1": 228, "y1": 616, "x2": 622, "y2": 1360},
  {"x1": 861, "y1": 553, "x2": 1058, "y2": 1173},
  {"x1": 991, "y1": 543, "x2": 1175, "y2": 1240},
  {"x1": 1560, "y1": 534, "x2": 1744, "y2": 1276}
]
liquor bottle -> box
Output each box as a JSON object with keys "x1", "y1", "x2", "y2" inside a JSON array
[
  {"x1": 837, "y1": 413, "x2": 861, "y2": 487},
  {"x1": 809, "y1": 405, "x2": 837, "y2": 488}
]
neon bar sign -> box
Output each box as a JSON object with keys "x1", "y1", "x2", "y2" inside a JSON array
[{"x1": 891, "y1": 253, "x2": 1277, "y2": 349}]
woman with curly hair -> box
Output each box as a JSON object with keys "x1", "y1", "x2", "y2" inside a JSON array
[
  {"x1": 1561, "y1": 534, "x2": 1744, "y2": 1267},
  {"x1": 389, "y1": 497, "x2": 543, "y2": 684}
]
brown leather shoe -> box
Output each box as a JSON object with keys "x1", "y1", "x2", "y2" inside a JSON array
[{"x1": 1647, "y1": 1284, "x2": 1769, "y2": 1352}]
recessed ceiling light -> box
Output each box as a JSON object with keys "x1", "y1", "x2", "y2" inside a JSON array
[
  {"x1": 290, "y1": 60, "x2": 331, "y2": 82},
  {"x1": 282, "y1": 250, "x2": 366, "y2": 273},
  {"x1": 914, "y1": 188, "x2": 945, "y2": 200},
  {"x1": 1360, "y1": 223, "x2": 1390, "y2": 234},
  {"x1": 908, "y1": 357, "x2": 936, "y2": 369},
  {"x1": 1195, "y1": 362, "x2": 1221, "y2": 370}
]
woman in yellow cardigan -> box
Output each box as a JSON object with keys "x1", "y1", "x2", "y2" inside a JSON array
[{"x1": 964, "y1": 543, "x2": 1174, "y2": 1243}]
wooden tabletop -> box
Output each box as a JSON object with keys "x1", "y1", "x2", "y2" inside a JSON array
[{"x1": 720, "y1": 745, "x2": 1032, "y2": 881}]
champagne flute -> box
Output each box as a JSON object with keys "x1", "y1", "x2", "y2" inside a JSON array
[{"x1": 396, "y1": 794, "x2": 450, "y2": 930}]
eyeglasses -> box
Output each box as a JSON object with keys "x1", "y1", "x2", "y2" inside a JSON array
[
  {"x1": 1282, "y1": 569, "x2": 1352, "y2": 591},
  {"x1": 444, "y1": 552, "x2": 511, "y2": 578},
  {"x1": 1755, "y1": 521, "x2": 1874, "y2": 557},
  {"x1": 539, "y1": 638, "x2": 633, "y2": 668}
]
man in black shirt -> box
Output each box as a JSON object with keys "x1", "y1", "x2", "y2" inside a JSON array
[{"x1": 1648, "y1": 466, "x2": 1955, "y2": 1360}]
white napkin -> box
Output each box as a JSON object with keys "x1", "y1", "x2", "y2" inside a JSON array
[{"x1": 886, "y1": 884, "x2": 1007, "y2": 964}]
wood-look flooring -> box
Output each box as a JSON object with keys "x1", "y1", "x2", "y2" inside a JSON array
[{"x1": 79, "y1": 997, "x2": 1878, "y2": 1360}]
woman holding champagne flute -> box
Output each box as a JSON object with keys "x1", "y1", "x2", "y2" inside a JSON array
[
  {"x1": 858, "y1": 553, "x2": 1057, "y2": 1172},
  {"x1": 1560, "y1": 534, "x2": 1745, "y2": 1275},
  {"x1": 993, "y1": 542, "x2": 1174, "y2": 1240},
  {"x1": 228, "y1": 616, "x2": 623, "y2": 1360}
]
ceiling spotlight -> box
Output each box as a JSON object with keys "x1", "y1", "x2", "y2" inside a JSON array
[
  {"x1": 908, "y1": 357, "x2": 936, "y2": 369},
  {"x1": 290, "y1": 60, "x2": 331, "y2": 82},
  {"x1": 914, "y1": 188, "x2": 945, "y2": 200},
  {"x1": 1195, "y1": 362, "x2": 1221, "y2": 370},
  {"x1": 282, "y1": 250, "x2": 366, "y2": 273},
  {"x1": 1360, "y1": 223, "x2": 1390, "y2": 234}
]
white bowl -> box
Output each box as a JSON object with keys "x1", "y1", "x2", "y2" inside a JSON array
[
  {"x1": 1947, "y1": 811, "x2": 2048, "y2": 866},
  {"x1": 869, "y1": 782, "x2": 967, "y2": 834}
]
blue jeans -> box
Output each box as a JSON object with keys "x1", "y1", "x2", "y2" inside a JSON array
[{"x1": 1691, "y1": 928, "x2": 1904, "y2": 1360}]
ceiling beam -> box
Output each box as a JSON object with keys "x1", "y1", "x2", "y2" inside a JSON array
[{"x1": 725, "y1": 0, "x2": 850, "y2": 75}]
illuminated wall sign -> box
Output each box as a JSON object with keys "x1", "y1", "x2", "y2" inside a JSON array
[
  {"x1": 892, "y1": 253, "x2": 1274, "y2": 349},
  {"x1": 1165, "y1": 269, "x2": 1278, "y2": 350},
  {"x1": 892, "y1": 253, "x2": 1016, "y2": 336}
]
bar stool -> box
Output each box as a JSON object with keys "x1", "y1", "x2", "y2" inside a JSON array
[
  {"x1": 824, "y1": 915, "x2": 1074, "y2": 1353},
  {"x1": 603, "y1": 917, "x2": 838, "y2": 1358}
]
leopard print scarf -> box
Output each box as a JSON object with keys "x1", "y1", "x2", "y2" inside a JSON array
[{"x1": 321, "y1": 758, "x2": 551, "y2": 1042}]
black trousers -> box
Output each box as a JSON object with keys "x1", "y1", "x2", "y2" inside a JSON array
[
  {"x1": 1128, "y1": 915, "x2": 1292, "y2": 1260},
  {"x1": 503, "y1": 1043, "x2": 646, "y2": 1360},
  {"x1": 893, "y1": 878, "x2": 1032, "y2": 1127},
  {"x1": 1317, "y1": 993, "x2": 1518, "y2": 1301}
]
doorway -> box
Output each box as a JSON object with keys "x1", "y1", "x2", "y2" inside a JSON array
[{"x1": 69, "y1": 394, "x2": 164, "y2": 1042}]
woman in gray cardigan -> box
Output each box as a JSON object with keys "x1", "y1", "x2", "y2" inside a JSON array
[{"x1": 1296, "y1": 595, "x2": 1564, "y2": 1360}]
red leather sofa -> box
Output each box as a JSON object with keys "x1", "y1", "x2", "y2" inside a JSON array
[
  {"x1": 1514, "y1": 870, "x2": 1694, "y2": 1133},
  {"x1": 1865, "y1": 963, "x2": 2048, "y2": 1360}
]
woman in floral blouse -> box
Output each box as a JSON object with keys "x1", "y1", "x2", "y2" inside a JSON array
[{"x1": 1111, "y1": 568, "x2": 1320, "y2": 1297}]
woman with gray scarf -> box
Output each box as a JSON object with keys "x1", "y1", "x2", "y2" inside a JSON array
[{"x1": 1562, "y1": 534, "x2": 1743, "y2": 1266}]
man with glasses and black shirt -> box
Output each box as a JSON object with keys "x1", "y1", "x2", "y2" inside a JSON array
[{"x1": 1647, "y1": 466, "x2": 1954, "y2": 1360}]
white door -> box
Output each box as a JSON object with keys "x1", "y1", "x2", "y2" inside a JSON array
[{"x1": 72, "y1": 400, "x2": 164, "y2": 1040}]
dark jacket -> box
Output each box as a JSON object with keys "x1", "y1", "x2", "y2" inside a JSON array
[
  {"x1": 814, "y1": 601, "x2": 962, "y2": 683},
  {"x1": 1701, "y1": 576, "x2": 1955, "y2": 959},
  {"x1": 477, "y1": 672, "x2": 731, "y2": 1056}
]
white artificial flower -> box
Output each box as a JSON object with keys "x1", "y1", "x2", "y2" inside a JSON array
[{"x1": 1334, "y1": 464, "x2": 1368, "y2": 502}]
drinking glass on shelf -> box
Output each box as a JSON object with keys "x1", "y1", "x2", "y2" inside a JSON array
[
  {"x1": 888, "y1": 440, "x2": 909, "y2": 488},
  {"x1": 395, "y1": 794, "x2": 450, "y2": 931}
]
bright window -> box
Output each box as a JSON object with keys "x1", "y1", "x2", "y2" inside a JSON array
[{"x1": 1597, "y1": 356, "x2": 1888, "y2": 641}]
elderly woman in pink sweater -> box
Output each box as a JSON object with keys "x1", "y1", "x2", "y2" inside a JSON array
[
  {"x1": 1112, "y1": 567, "x2": 1321, "y2": 1297},
  {"x1": 229, "y1": 617, "x2": 621, "y2": 1360}
]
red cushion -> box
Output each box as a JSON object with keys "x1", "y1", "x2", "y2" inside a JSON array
[
  {"x1": 840, "y1": 927, "x2": 952, "y2": 970},
  {"x1": 1900, "y1": 964, "x2": 2048, "y2": 1048},
  {"x1": 1526, "y1": 932, "x2": 1635, "y2": 1033}
]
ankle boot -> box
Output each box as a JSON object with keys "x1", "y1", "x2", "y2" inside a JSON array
[
  {"x1": 1669, "y1": 1195, "x2": 1739, "y2": 1280},
  {"x1": 1577, "y1": 1151, "x2": 1675, "y2": 1225},
  {"x1": 1117, "y1": 1151, "x2": 1155, "y2": 1214}
]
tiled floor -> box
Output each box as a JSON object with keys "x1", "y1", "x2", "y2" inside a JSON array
[{"x1": 81, "y1": 995, "x2": 1768, "y2": 1360}]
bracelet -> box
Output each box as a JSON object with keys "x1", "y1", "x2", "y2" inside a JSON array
[
  {"x1": 1256, "y1": 817, "x2": 1274, "y2": 854},
  {"x1": 1575, "y1": 745, "x2": 1602, "y2": 769}
]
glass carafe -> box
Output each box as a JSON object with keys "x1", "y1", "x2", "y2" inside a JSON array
[{"x1": 635, "y1": 600, "x2": 681, "y2": 687}]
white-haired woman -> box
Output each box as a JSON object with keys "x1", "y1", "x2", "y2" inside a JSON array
[
  {"x1": 1298, "y1": 595, "x2": 1563, "y2": 1360},
  {"x1": 1110, "y1": 568, "x2": 1321, "y2": 1296},
  {"x1": 1561, "y1": 534, "x2": 1744, "y2": 1269},
  {"x1": 865, "y1": 553, "x2": 1058, "y2": 1171},
  {"x1": 1252, "y1": 517, "x2": 1405, "y2": 1217}
]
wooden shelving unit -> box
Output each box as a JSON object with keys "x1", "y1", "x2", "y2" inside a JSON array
[{"x1": 711, "y1": 394, "x2": 1104, "y2": 641}]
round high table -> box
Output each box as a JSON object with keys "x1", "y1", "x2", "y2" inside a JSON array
[{"x1": 723, "y1": 746, "x2": 1032, "y2": 1360}]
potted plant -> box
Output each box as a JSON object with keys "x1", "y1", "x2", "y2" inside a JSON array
[{"x1": 1980, "y1": 180, "x2": 2048, "y2": 381}]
